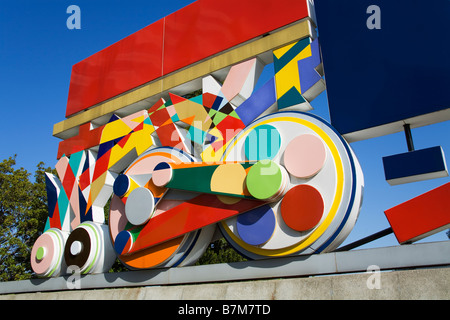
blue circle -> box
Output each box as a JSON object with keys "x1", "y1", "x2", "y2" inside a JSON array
[
  {"x1": 114, "y1": 230, "x2": 132, "y2": 255},
  {"x1": 236, "y1": 205, "x2": 276, "y2": 246},
  {"x1": 113, "y1": 174, "x2": 130, "y2": 197},
  {"x1": 244, "y1": 124, "x2": 281, "y2": 161}
]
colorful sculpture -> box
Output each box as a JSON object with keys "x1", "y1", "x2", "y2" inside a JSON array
[
  {"x1": 30, "y1": 30, "x2": 366, "y2": 276},
  {"x1": 32, "y1": 0, "x2": 448, "y2": 279}
]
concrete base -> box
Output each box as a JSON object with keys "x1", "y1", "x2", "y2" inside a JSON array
[{"x1": 2, "y1": 267, "x2": 449, "y2": 300}]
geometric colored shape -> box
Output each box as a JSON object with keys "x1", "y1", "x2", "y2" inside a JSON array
[
  {"x1": 384, "y1": 182, "x2": 450, "y2": 244},
  {"x1": 57, "y1": 122, "x2": 103, "y2": 159},
  {"x1": 45, "y1": 173, "x2": 60, "y2": 220},
  {"x1": 210, "y1": 163, "x2": 247, "y2": 196},
  {"x1": 280, "y1": 184, "x2": 324, "y2": 232},
  {"x1": 188, "y1": 125, "x2": 208, "y2": 145},
  {"x1": 125, "y1": 193, "x2": 266, "y2": 255},
  {"x1": 253, "y1": 63, "x2": 275, "y2": 93},
  {"x1": 315, "y1": 0, "x2": 450, "y2": 141},
  {"x1": 70, "y1": 240, "x2": 84, "y2": 256},
  {"x1": 244, "y1": 124, "x2": 281, "y2": 161},
  {"x1": 245, "y1": 160, "x2": 287, "y2": 201},
  {"x1": 277, "y1": 86, "x2": 306, "y2": 110},
  {"x1": 167, "y1": 165, "x2": 218, "y2": 195},
  {"x1": 273, "y1": 38, "x2": 311, "y2": 73},
  {"x1": 236, "y1": 204, "x2": 276, "y2": 246},
  {"x1": 152, "y1": 162, "x2": 173, "y2": 187},
  {"x1": 63, "y1": 222, "x2": 114, "y2": 275},
  {"x1": 283, "y1": 134, "x2": 326, "y2": 178},
  {"x1": 125, "y1": 187, "x2": 155, "y2": 226},
  {"x1": 36, "y1": 246, "x2": 46, "y2": 261},
  {"x1": 221, "y1": 58, "x2": 263, "y2": 106},
  {"x1": 382, "y1": 146, "x2": 448, "y2": 186},
  {"x1": 235, "y1": 78, "x2": 277, "y2": 126},
  {"x1": 113, "y1": 174, "x2": 131, "y2": 197},
  {"x1": 297, "y1": 38, "x2": 323, "y2": 95},
  {"x1": 274, "y1": 38, "x2": 312, "y2": 110},
  {"x1": 114, "y1": 230, "x2": 134, "y2": 255}
]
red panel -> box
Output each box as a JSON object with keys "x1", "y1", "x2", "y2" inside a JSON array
[
  {"x1": 66, "y1": 19, "x2": 164, "y2": 117},
  {"x1": 384, "y1": 182, "x2": 450, "y2": 244},
  {"x1": 65, "y1": 0, "x2": 310, "y2": 117},
  {"x1": 128, "y1": 194, "x2": 266, "y2": 254},
  {"x1": 163, "y1": 0, "x2": 309, "y2": 75}
]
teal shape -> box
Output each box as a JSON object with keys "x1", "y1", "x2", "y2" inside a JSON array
[
  {"x1": 244, "y1": 124, "x2": 281, "y2": 161},
  {"x1": 278, "y1": 86, "x2": 306, "y2": 110}
]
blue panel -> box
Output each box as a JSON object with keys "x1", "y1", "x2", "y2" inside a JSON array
[
  {"x1": 253, "y1": 63, "x2": 274, "y2": 93},
  {"x1": 315, "y1": 0, "x2": 450, "y2": 136},
  {"x1": 235, "y1": 78, "x2": 276, "y2": 126},
  {"x1": 236, "y1": 205, "x2": 276, "y2": 246},
  {"x1": 113, "y1": 174, "x2": 130, "y2": 197},
  {"x1": 45, "y1": 174, "x2": 58, "y2": 218},
  {"x1": 383, "y1": 146, "x2": 447, "y2": 182}
]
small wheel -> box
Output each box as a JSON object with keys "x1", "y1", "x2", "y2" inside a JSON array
[
  {"x1": 64, "y1": 222, "x2": 115, "y2": 275},
  {"x1": 31, "y1": 228, "x2": 68, "y2": 277}
]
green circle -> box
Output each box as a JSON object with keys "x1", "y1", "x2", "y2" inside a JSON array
[
  {"x1": 246, "y1": 160, "x2": 283, "y2": 200},
  {"x1": 244, "y1": 124, "x2": 281, "y2": 161},
  {"x1": 36, "y1": 247, "x2": 45, "y2": 260}
]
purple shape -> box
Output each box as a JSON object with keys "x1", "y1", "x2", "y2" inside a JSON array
[
  {"x1": 298, "y1": 38, "x2": 322, "y2": 94},
  {"x1": 236, "y1": 204, "x2": 276, "y2": 246},
  {"x1": 235, "y1": 78, "x2": 276, "y2": 126}
]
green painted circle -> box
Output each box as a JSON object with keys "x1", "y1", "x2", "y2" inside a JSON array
[
  {"x1": 246, "y1": 160, "x2": 283, "y2": 200},
  {"x1": 244, "y1": 124, "x2": 281, "y2": 161},
  {"x1": 36, "y1": 247, "x2": 45, "y2": 260}
]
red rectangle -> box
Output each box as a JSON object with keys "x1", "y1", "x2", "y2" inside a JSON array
[
  {"x1": 384, "y1": 182, "x2": 450, "y2": 244},
  {"x1": 163, "y1": 0, "x2": 309, "y2": 75},
  {"x1": 65, "y1": 0, "x2": 310, "y2": 117},
  {"x1": 66, "y1": 19, "x2": 164, "y2": 117}
]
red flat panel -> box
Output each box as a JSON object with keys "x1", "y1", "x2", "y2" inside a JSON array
[
  {"x1": 57, "y1": 123, "x2": 103, "y2": 159},
  {"x1": 384, "y1": 182, "x2": 450, "y2": 244},
  {"x1": 65, "y1": 0, "x2": 310, "y2": 117},
  {"x1": 163, "y1": 0, "x2": 309, "y2": 75},
  {"x1": 66, "y1": 19, "x2": 164, "y2": 117}
]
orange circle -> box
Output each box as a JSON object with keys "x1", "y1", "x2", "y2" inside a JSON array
[{"x1": 280, "y1": 185, "x2": 324, "y2": 232}]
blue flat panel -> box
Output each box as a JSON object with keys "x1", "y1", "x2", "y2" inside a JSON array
[
  {"x1": 314, "y1": 0, "x2": 450, "y2": 139},
  {"x1": 382, "y1": 146, "x2": 448, "y2": 185}
]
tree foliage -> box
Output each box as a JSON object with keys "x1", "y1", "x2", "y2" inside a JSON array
[{"x1": 0, "y1": 156, "x2": 54, "y2": 281}]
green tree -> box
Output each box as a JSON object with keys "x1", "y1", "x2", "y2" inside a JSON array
[
  {"x1": 0, "y1": 156, "x2": 54, "y2": 281},
  {"x1": 195, "y1": 238, "x2": 247, "y2": 265}
]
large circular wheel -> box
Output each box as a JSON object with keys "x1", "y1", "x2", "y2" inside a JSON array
[
  {"x1": 218, "y1": 111, "x2": 364, "y2": 259},
  {"x1": 108, "y1": 147, "x2": 215, "y2": 269}
]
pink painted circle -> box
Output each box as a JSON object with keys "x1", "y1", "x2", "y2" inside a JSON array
[
  {"x1": 31, "y1": 232, "x2": 56, "y2": 275},
  {"x1": 283, "y1": 134, "x2": 326, "y2": 178},
  {"x1": 152, "y1": 162, "x2": 173, "y2": 187}
]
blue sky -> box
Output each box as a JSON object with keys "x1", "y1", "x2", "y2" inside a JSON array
[{"x1": 0, "y1": 0, "x2": 448, "y2": 249}]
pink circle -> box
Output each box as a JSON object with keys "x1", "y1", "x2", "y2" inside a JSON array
[
  {"x1": 31, "y1": 232, "x2": 56, "y2": 275},
  {"x1": 152, "y1": 162, "x2": 173, "y2": 187},
  {"x1": 283, "y1": 134, "x2": 326, "y2": 178}
]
